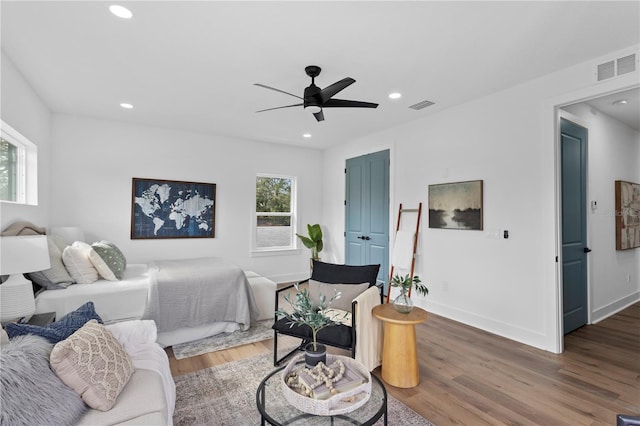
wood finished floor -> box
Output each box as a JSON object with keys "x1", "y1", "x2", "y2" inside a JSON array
[{"x1": 166, "y1": 303, "x2": 640, "y2": 425}]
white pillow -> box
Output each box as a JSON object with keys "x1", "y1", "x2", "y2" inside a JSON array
[
  {"x1": 307, "y1": 279, "x2": 370, "y2": 313},
  {"x1": 62, "y1": 241, "x2": 99, "y2": 284}
]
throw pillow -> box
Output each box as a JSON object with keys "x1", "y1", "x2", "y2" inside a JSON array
[
  {"x1": 5, "y1": 301, "x2": 103, "y2": 343},
  {"x1": 25, "y1": 234, "x2": 75, "y2": 289},
  {"x1": 88, "y1": 240, "x2": 127, "y2": 281},
  {"x1": 0, "y1": 335, "x2": 87, "y2": 425},
  {"x1": 62, "y1": 241, "x2": 99, "y2": 284},
  {"x1": 50, "y1": 320, "x2": 134, "y2": 411},
  {"x1": 308, "y1": 280, "x2": 369, "y2": 312}
]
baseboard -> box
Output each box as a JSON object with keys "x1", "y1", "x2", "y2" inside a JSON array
[
  {"x1": 591, "y1": 291, "x2": 640, "y2": 324},
  {"x1": 414, "y1": 299, "x2": 550, "y2": 351}
]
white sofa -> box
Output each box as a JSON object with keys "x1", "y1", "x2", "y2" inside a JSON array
[{"x1": 0, "y1": 320, "x2": 175, "y2": 426}]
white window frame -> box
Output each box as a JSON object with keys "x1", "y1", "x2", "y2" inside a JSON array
[
  {"x1": 251, "y1": 173, "x2": 299, "y2": 256},
  {"x1": 0, "y1": 121, "x2": 38, "y2": 205}
]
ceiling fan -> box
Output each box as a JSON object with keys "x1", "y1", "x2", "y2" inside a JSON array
[{"x1": 254, "y1": 65, "x2": 378, "y2": 122}]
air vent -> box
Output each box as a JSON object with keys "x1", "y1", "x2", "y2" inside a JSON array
[
  {"x1": 409, "y1": 100, "x2": 435, "y2": 110},
  {"x1": 597, "y1": 61, "x2": 615, "y2": 81},
  {"x1": 596, "y1": 53, "x2": 637, "y2": 81},
  {"x1": 617, "y1": 54, "x2": 636, "y2": 76}
]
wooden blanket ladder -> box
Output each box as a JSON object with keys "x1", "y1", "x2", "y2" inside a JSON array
[{"x1": 386, "y1": 202, "x2": 422, "y2": 303}]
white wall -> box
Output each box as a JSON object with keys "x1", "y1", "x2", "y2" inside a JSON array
[
  {"x1": 49, "y1": 114, "x2": 323, "y2": 281},
  {"x1": 0, "y1": 51, "x2": 52, "y2": 230},
  {"x1": 562, "y1": 102, "x2": 640, "y2": 321},
  {"x1": 322, "y1": 45, "x2": 640, "y2": 352}
]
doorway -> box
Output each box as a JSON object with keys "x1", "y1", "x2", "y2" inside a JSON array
[{"x1": 554, "y1": 85, "x2": 640, "y2": 352}]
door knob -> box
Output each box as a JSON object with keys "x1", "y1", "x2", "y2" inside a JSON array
[
  {"x1": 584, "y1": 247, "x2": 592, "y2": 253},
  {"x1": 364, "y1": 236, "x2": 371, "y2": 240}
]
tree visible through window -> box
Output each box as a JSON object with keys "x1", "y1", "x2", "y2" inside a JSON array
[
  {"x1": 255, "y1": 175, "x2": 296, "y2": 250},
  {"x1": 0, "y1": 137, "x2": 18, "y2": 202}
]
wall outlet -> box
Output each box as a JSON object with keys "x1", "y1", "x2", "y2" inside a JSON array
[{"x1": 486, "y1": 228, "x2": 501, "y2": 239}]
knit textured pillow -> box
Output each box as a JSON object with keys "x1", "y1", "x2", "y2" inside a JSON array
[
  {"x1": 88, "y1": 240, "x2": 127, "y2": 281},
  {"x1": 50, "y1": 320, "x2": 133, "y2": 411}
]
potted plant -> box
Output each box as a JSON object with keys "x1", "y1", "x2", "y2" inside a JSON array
[
  {"x1": 275, "y1": 283, "x2": 344, "y2": 367},
  {"x1": 296, "y1": 224, "x2": 323, "y2": 261},
  {"x1": 390, "y1": 274, "x2": 428, "y2": 313}
]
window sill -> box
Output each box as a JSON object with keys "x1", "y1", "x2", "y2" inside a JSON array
[{"x1": 251, "y1": 248, "x2": 301, "y2": 257}]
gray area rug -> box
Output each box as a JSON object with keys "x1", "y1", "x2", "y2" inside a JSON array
[
  {"x1": 173, "y1": 350, "x2": 434, "y2": 425},
  {"x1": 172, "y1": 320, "x2": 274, "y2": 360}
]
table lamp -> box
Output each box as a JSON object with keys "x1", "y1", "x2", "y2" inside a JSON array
[{"x1": 0, "y1": 235, "x2": 51, "y2": 323}]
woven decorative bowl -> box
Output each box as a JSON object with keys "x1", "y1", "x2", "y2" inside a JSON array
[{"x1": 281, "y1": 354, "x2": 372, "y2": 416}]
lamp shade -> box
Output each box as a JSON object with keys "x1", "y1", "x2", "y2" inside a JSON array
[
  {"x1": 0, "y1": 235, "x2": 51, "y2": 276},
  {"x1": 0, "y1": 235, "x2": 50, "y2": 322},
  {"x1": 49, "y1": 226, "x2": 85, "y2": 245}
]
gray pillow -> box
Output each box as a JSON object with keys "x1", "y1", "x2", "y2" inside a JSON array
[
  {"x1": 25, "y1": 235, "x2": 75, "y2": 289},
  {"x1": 0, "y1": 335, "x2": 87, "y2": 425},
  {"x1": 308, "y1": 279, "x2": 369, "y2": 312}
]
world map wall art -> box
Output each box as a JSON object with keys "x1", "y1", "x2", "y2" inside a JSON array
[{"x1": 131, "y1": 177, "x2": 216, "y2": 239}]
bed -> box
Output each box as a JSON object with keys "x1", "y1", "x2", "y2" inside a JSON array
[
  {"x1": 33, "y1": 258, "x2": 273, "y2": 348},
  {"x1": 2, "y1": 223, "x2": 273, "y2": 347}
]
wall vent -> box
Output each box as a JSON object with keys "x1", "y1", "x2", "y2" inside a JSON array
[
  {"x1": 596, "y1": 53, "x2": 637, "y2": 81},
  {"x1": 617, "y1": 54, "x2": 636, "y2": 76},
  {"x1": 409, "y1": 100, "x2": 435, "y2": 110}
]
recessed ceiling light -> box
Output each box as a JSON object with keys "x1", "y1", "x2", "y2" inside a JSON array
[
  {"x1": 613, "y1": 99, "x2": 628, "y2": 106},
  {"x1": 388, "y1": 92, "x2": 402, "y2": 100},
  {"x1": 120, "y1": 103, "x2": 133, "y2": 109},
  {"x1": 303, "y1": 133, "x2": 312, "y2": 138},
  {"x1": 109, "y1": 5, "x2": 133, "y2": 19}
]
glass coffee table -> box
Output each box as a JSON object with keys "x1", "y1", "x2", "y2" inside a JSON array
[{"x1": 256, "y1": 360, "x2": 387, "y2": 425}]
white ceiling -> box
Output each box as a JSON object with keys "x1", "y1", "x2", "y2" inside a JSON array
[{"x1": 2, "y1": 1, "x2": 639, "y2": 149}]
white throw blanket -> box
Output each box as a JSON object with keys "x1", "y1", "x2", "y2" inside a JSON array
[
  {"x1": 354, "y1": 286, "x2": 383, "y2": 371},
  {"x1": 143, "y1": 257, "x2": 259, "y2": 333},
  {"x1": 107, "y1": 320, "x2": 176, "y2": 425}
]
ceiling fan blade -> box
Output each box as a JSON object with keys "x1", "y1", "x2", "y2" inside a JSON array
[
  {"x1": 322, "y1": 98, "x2": 379, "y2": 109},
  {"x1": 254, "y1": 83, "x2": 303, "y2": 100},
  {"x1": 256, "y1": 103, "x2": 303, "y2": 113},
  {"x1": 313, "y1": 110, "x2": 325, "y2": 122},
  {"x1": 319, "y1": 78, "x2": 355, "y2": 103}
]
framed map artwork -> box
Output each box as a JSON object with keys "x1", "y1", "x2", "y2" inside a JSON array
[
  {"x1": 615, "y1": 180, "x2": 640, "y2": 250},
  {"x1": 131, "y1": 178, "x2": 216, "y2": 239}
]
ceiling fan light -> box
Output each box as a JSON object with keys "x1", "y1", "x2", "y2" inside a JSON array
[{"x1": 305, "y1": 105, "x2": 322, "y2": 114}]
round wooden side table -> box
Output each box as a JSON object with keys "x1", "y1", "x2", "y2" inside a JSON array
[{"x1": 372, "y1": 303, "x2": 428, "y2": 388}]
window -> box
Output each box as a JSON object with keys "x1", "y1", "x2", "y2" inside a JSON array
[
  {"x1": 253, "y1": 174, "x2": 297, "y2": 253},
  {"x1": 0, "y1": 121, "x2": 38, "y2": 205}
]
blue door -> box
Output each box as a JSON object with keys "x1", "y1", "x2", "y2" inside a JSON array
[
  {"x1": 345, "y1": 150, "x2": 389, "y2": 291},
  {"x1": 561, "y1": 118, "x2": 589, "y2": 334}
]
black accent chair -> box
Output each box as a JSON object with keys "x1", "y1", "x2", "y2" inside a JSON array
[{"x1": 272, "y1": 260, "x2": 381, "y2": 366}]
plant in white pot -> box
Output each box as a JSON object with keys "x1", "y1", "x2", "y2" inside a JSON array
[
  {"x1": 390, "y1": 274, "x2": 428, "y2": 313},
  {"x1": 275, "y1": 283, "x2": 344, "y2": 367},
  {"x1": 296, "y1": 224, "x2": 323, "y2": 261}
]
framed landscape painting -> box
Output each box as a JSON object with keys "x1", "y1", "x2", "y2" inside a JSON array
[
  {"x1": 428, "y1": 180, "x2": 483, "y2": 230},
  {"x1": 131, "y1": 178, "x2": 216, "y2": 239},
  {"x1": 615, "y1": 180, "x2": 640, "y2": 250}
]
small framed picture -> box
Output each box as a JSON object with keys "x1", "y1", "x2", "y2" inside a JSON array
[{"x1": 428, "y1": 180, "x2": 483, "y2": 230}]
